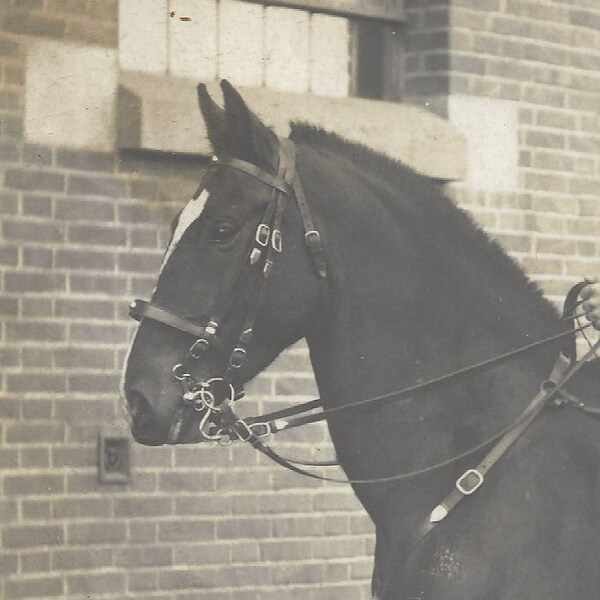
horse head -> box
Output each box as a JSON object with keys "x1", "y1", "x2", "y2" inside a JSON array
[{"x1": 124, "y1": 81, "x2": 327, "y2": 446}]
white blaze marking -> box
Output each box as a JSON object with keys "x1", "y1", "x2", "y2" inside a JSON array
[{"x1": 160, "y1": 189, "x2": 210, "y2": 271}]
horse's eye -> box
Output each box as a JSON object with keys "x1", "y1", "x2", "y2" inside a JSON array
[{"x1": 208, "y1": 222, "x2": 237, "y2": 243}]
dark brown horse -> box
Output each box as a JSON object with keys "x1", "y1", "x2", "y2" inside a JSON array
[{"x1": 124, "y1": 81, "x2": 600, "y2": 599}]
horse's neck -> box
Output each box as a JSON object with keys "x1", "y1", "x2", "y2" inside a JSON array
[{"x1": 305, "y1": 173, "x2": 559, "y2": 485}]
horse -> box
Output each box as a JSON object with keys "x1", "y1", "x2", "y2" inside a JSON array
[{"x1": 123, "y1": 80, "x2": 600, "y2": 599}]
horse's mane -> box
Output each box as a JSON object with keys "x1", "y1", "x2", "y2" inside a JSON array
[{"x1": 290, "y1": 123, "x2": 559, "y2": 323}]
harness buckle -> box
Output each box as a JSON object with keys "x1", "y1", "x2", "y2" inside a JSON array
[
  {"x1": 456, "y1": 468, "x2": 484, "y2": 495},
  {"x1": 189, "y1": 337, "x2": 210, "y2": 359},
  {"x1": 229, "y1": 347, "x2": 247, "y2": 368},
  {"x1": 233, "y1": 419, "x2": 253, "y2": 442},
  {"x1": 256, "y1": 224, "x2": 270, "y2": 247},
  {"x1": 272, "y1": 229, "x2": 282, "y2": 253},
  {"x1": 305, "y1": 230, "x2": 322, "y2": 250}
]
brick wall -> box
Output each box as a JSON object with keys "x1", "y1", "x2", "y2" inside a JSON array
[
  {"x1": 0, "y1": 3, "x2": 373, "y2": 600},
  {"x1": 1, "y1": 1, "x2": 600, "y2": 599},
  {"x1": 404, "y1": 0, "x2": 600, "y2": 304}
]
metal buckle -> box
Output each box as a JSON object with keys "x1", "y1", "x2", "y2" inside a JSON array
[
  {"x1": 198, "y1": 378, "x2": 235, "y2": 411},
  {"x1": 250, "y1": 421, "x2": 272, "y2": 438},
  {"x1": 456, "y1": 469, "x2": 484, "y2": 495},
  {"x1": 189, "y1": 337, "x2": 209, "y2": 359},
  {"x1": 271, "y1": 229, "x2": 282, "y2": 253},
  {"x1": 172, "y1": 364, "x2": 190, "y2": 381},
  {"x1": 255, "y1": 224, "x2": 270, "y2": 247},
  {"x1": 233, "y1": 419, "x2": 253, "y2": 442},
  {"x1": 229, "y1": 347, "x2": 247, "y2": 368},
  {"x1": 305, "y1": 230, "x2": 321, "y2": 249}
]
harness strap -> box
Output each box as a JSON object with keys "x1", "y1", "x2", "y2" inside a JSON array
[
  {"x1": 129, "y1": 300, "x2": 223, "y2": 350},
  {"x1": 212, "y1": 156, "x2": 292, "y2": 195}
]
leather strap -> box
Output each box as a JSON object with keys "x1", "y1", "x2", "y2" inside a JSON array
[
  {"x1": 129, "y1": 300, "x2": 222, "y2": 349},
  {"x1": 212, "y1": 156, "x2": 292, "y2": 195},
  {"x1": 428, "y1": 339, "x2": 600, "y2": 525}
]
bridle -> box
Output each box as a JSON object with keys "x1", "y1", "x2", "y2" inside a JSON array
[
  {"x1": 129, "y1": 137, "x2": 327, "y2": 444},
  {"x1": 129, "y1": 134, "x2": 600, "y2": 534}
]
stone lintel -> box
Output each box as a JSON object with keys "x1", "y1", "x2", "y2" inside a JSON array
[{"x1": 118, "y1": 71, "x2": 467, "y2": 181}]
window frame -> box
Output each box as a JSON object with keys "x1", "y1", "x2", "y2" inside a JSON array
[{"x1": 239, "y1": 0, "x2": 405, "y2": 23}]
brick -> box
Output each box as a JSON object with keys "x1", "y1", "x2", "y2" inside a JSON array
[
  {"x1": 274, "y1": 376, "x2": 318, "y2": 396},
  {"x1": 67, "y1": 373, "x2": 121, "y2": 394},
  {"x1": 69, "y1": 273, "x2": 127, "y2": 295},
  {"x1": 0, "y1": 398, "x2": 20, "y2": 419},
  {"x1": 116, "y1": 202, "x2": 154, "y2": 223},
  {"x1": 21, "y1": 344, "x2": 55, "y2": 368},
  {"x1": 66, "y1": 174, "x2": 127, "y2": 198},
  {"x1": 5, "y1": 423, "x2": 64, "y2": 444},
  {"x1": 271, "y1": 563, "x2": 323, "y2": 585},
  {"x1": 52, "y1": 498, "x2": 112, "y2": 519},
  {"x1": 55, "y1": 198, "x2": 115, "y2": 221},
  {"x1": 52, "y1": 548, "x2": 113, "y2": 570},
  {"x1": 71, "y1": 323, "x2": 129, "y2": 344},
  {"x1": 20, "y1": 448, "x2": 50, "y2": 468},
  {"x1": 0, "y1": 449, "x2": 18, "y2": 469},
  {"x1": 51, "y1": 445, "x2": 96, "y2": 468},
  {"x1": 174, "y1": 543, "x2": 230, "y2": 566},
  {"x1": 525, "y1": 131, "x2": 566, "y2": 149},
  {"x1": 114, "y1": 496, "x2": 173, "y2": 518},
  {"x1": 217, "y1": 517, "x2": 271, "y2": 539},
  {"x1": 5, "y1": 272, "x2": 65, "y2": 293},
  {"x1": 158, "y1": 471, "x2": 215, "y2": 493},
  {"x1": 23, "y1": 247, "x2": 53, "y2": 268},
  {"x1": 128, "y1": 521, "x2": 157, "y2": 543},
  {"x1": 130, "y1": 227, "x2": 159, "y2": 248},
  {"x1": 2, "y1": 525, "x2": 64, "y2": 548},
  {"x1": 55, "y1": 298, "x2": 114, "y2": 320},
  {"x1": 67, "y1": 224, "x2": 126, "y2": 246},
  {"x1": 8, "y1": 374, "x2": 66, "y2": 395},
  {"x1": 2, "y1": 219, "x2": 62, "y2": 243},
  {"x1": 3, "y1": 10, "x2": 65, "y2": 38},
  {"x1": 55, "y1": 148, "x2": 114, "y2": 172},
  {"x1": 117, "y1": 251, "x2": 163, "y2": 274},
  {"x1": 260, "y1": 539, "x2": 313, "y2": 561},
  {"x1": 0, "y1": 141, "x2": 20, "y2": 162},
  {"x1": 22, "y1": 144, "x2": 53, "y2": 167},
  {"x1": 22, "y1": 195, "x2": 53, "y2": 217},
  {"x1": 4, "y1": 169, "x2": 64, "y2": 192},
  {"x1": 117, "y1": 546, "x2": 173, "y2": 568},
  {"x1": 174, "y1": 495, "x2": 230, "y2": 516},
  {"x1": 0, "y1": 193, "x2": 19, "y2": 214},
  {"x1": 0, "y1": 554, "x2": 18, "y2": 575},
  {"x1": 0, "y1": 244, "x2": 19, "y2": 266},
  {"x1": 67, "y1": 572, "x2": 126, "y2": 595},
  {"x1": 158, "y1": 568, "x2": 219, "y2": 590},
  {"x1": 55, "y1": 248, "x2": 114, "y2": 271},
  {"x1": 4, "y1": 576, "x2": 63, "y2": 598},
  {"x1": 6, "y1": 321, "x2": 65, "y2": 342},
  {"x1": 21, "y1": 398, "x2": 52, "y2": 418},
  {"x1": 0, "y1": 114, "x2": 23, "y2": 137},
  {"x1": 536, "y1": 238, "x2": 576, "y2": 255},
  {"x1": 0, "y1": 348, "x2": 19, "y2": 366},
  {"x1": 127, "y1": 570, "x2": 158, "y2": 592},
  {"x1": 54, "y1": 347, "x2": 115, "y2": 369},
  {"x1": 158, "y1": 519, "x2": 214, "y2": 542},
  {"x1": 68, "y1": 521, "x2": 127, "y2": 545},
  {"x1": 21, "y1": 551, "x2": 51, "y2": 573}
]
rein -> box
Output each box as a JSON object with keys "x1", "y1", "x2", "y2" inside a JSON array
[{"x1": 129, "y1": 136, "x2": 600, "y2": 519}]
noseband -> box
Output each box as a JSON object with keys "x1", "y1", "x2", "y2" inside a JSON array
[{"x1": 129, "y1": 137, "x2": 327, "y2": 443}]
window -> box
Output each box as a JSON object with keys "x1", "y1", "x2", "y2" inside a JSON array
[{"x1": 119, "y1": 0, "x2": 405, "y2": 100}]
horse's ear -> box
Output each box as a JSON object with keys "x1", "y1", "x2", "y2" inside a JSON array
[
  {"x1": 220, "y1": 80, "x2": 279, "y2": 172},
  {"x1": 198, "y1": 83, "x2": 233, "y2": 156}
]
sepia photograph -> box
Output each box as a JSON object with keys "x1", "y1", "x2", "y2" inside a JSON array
[{"x1": 1, "y1": 0, "x2": 600, "y2": 598}]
